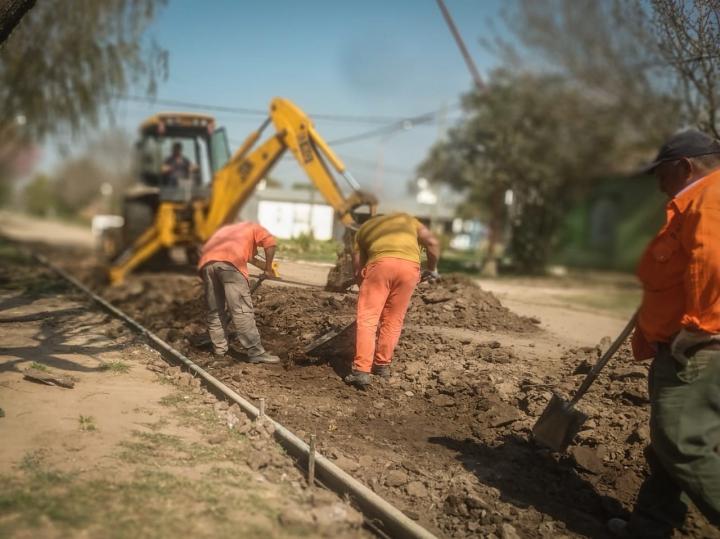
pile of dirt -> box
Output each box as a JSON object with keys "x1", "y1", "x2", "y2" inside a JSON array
[
  {"x1": 102, "y1": 272, "x2": 538, "y2": 359},
  {"x1": 408, "y1": 274, "x2": 539, "y2": 333}
]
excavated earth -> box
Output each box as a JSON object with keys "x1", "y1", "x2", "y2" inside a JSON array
[{"x1": 35, "y1": 245, "x2": 720, "y2": 538}]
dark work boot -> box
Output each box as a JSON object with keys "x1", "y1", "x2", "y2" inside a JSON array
[
  {"x1": 344, "y1": 370, "x2": 371, "y2": 388},
  {"x1": 247, "y1": 351, "x2": 281, "y2": 364},
  {"x1": 371, "y1": 364, "x2": 391, "y2": 378}
]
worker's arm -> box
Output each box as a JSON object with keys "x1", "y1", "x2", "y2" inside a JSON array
[
  {"x1": 418, "y1": 224, "x2": 440, "y2": 273},
  {"x1": 667, "y1": 205, "x2": 720, "y2": 362},
  {"x1": 352, "y1": 250, "x2": 363, "y2": 285},
  {"x1": 263, "y1": 245, "x2": 276, "y2": 278}
]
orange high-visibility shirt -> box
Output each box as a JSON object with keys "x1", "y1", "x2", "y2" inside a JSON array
[
  {"x1": 198, "y1": 222, "x2": 276, "y2": 279},
  {"x1": 633, "y1": 169, "x2": 720, "y2": 359}
]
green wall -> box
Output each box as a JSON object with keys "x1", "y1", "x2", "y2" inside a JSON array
[{"x1": 552, "y1": 176, "x2": 666, "y2": 272}]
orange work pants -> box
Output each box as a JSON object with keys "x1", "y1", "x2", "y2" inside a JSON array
[{"x1": 353, "y1": 258, "x2": 420, "y2": 373}]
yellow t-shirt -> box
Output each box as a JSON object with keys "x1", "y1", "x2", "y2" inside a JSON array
[{"x1": 354, "y1": 213, "x2": 423, "y2": 265}]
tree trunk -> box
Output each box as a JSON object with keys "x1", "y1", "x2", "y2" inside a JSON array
[
  {"x1": 509, "y1": 201, "x2": 557, "y2": 274},
  {"x1": 0, "y1": 0, "x2": 36, "y2": 45}
]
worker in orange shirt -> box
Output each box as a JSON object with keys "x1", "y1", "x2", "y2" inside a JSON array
[
  {"x1": 608, "y1": 130, "x2": 720, "y2": 538},
  {"x1": 344, "y1": 212, "x2": 440, "y2": 388},
  {"x1": 198, "y1": 221, "x2": 280, "y2": 364}
]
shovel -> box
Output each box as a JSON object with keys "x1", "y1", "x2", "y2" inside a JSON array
[
  {"x1": 532, "y1": 311, "x2": 638, "y2": 452},
  {"x1": 303, "y1": 272, "x2": 438, "y2": 355},
  {"x1": 303, "y1": 320, "x2": 356, "y2": 355}
]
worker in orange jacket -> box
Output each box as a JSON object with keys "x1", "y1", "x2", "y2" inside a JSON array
[
  {"x1": 345, "y1": 212, "x2": 440, "y2": 388},
  {"x1": 198, "y1": 221, "x2": 280, "y2": 364},
  {"x1": 608, "y1": 130, "x2": 720, "y2": 538}
]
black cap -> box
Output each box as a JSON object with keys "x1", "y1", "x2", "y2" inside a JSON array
[{"x1": 641, "y1": 129, "x2": 720, "y2": 174}]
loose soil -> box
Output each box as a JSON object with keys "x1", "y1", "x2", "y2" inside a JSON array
[
  {"x1": 6, "y1": 234, "x2": 720, "y2": 539},
  {"x1": 0, "y1": 241, "x2": 367, "y2": 539}
]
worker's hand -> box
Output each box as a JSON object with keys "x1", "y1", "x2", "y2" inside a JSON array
[
  {"x1": 422, "y1": 269, "x2": 441, "y2": 283},
  {"x1": 264, "y1": 269, "x2": 275, "y2": 279}
]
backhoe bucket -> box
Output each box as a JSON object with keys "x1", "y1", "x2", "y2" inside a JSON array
[{"x1": 532, "y1": 393, "x2": 588, "y2": 453}]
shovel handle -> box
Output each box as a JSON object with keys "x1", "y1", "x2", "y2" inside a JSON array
[
  {"x1": 569, "y1": 311, "x2": 638, "y2": 406},
  {"x1": 250, "y1": 274, "x2": 266, "y2": 295}
]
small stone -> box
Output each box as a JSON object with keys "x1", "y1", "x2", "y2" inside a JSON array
[
  {"x1": 213, "y1": 401, "x2": 229, "y2": 415},
  {"x1": 385, "y1": 469, "x2": 409, "y2": 487},
  {"x1": 627, "y1": 424, "x2": 650, "y2": 444},
  {"x1": 311, "y1": 503, "x2": 364, "y2": 528},
  {"x1": 432, "y1": 394, "x2": 455, "y2": 407},
  {"x1": 226, "y1": 413, "x2": 240, "y2": 430},
  {"x1": 621, "y1": 389, "x2": 650, "y2": 406},
  {"x1": 569, "y1": 445, "x2": 604, "y2": 474},
  {"x1": 480, "y1": 403, "x2": 523, "y2": 428},
  {"x1": 465, "y1": 494, "x2": 488, "y2": 510},
  {"x1": 444, "y1": 494, "x2": 469, "y2": 517},
  {"x1": 279, "y1": 507, "x2": 314, "y2": 528},
  {"x1": 500, "y1": 522, "x2": 521, "y2": 539},
  {"x1": 333, "y1": 455, "x2": 359, "y2": 472},
  {"x1": 401, "y1": 459, "x2": 421, "y2": 473},
  {"x1": 207, "y1": 433, "x2": 227, "y2": 445},
  {"x1": 610, "y1": 365, "x2": 648, "y2": 381},
  {"x1": 406, "y1": 481, "x2": 428, "y2": 498},
  {"x1": 404, "y1": 391, "x2": 414, "y2": 397}
]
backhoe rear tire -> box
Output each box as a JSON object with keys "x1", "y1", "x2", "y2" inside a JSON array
[{"x1": 122, "y1": 198, "x2": 156, "y2": 248}]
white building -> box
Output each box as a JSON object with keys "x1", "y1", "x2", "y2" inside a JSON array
[{"x1": 240, "y1": 187, "x2": 336, "y2": 240}]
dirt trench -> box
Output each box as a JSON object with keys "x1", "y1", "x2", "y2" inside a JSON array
[{"x1": 37, "y1": 245, "x2": 720, "y2": 539}]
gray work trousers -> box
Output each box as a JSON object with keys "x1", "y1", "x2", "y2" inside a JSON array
[{"x1": 201, "y1": 261, "x2": 264, "y2": 357}]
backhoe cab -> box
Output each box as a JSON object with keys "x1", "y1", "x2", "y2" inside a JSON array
[
  {"x1": 105, "y1": 98, "x2": 377, "y2": 290},
  {"x1": 106, "y1": 113, "x2": 231, "y2": 263}
]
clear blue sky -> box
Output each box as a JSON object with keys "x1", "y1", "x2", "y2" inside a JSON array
[{"x1": 46, "y1": 0, "x2": 505, "y2": 201}]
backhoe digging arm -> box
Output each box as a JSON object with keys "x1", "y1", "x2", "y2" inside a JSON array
[{"x1": 199, "y1": 97, "x2": 376, "y2": 241}]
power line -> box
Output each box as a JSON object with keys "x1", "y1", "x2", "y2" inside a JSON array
[
  {"x1": 340, "y1": 153, "x2": 414, "y2": 175},
  {"x1": 327, "y1": 101, "x2": 462, "y2": 146},
  {"x1": 118, "y1": 94, "x2": 416, "y2": 125}
]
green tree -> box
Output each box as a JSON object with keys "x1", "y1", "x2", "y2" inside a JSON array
[
  {"x1": 52, "y1": 157, "x2": 106, "y2": 217},
  {"x1": 23, "y1": 174, "x2": 54, "y2": 216},
  {"x1": 0, "y1": 0, "x2": 167, "y2": 140},
  {"x1": 0, "y1": 0, "x2": 166, "y2": 205},
  {"x1": 419, "y1": 71, "x2": 648, "y2": 273},
  {"x1": 498, "y1": 0, "x2": 717, "y2": 138}
]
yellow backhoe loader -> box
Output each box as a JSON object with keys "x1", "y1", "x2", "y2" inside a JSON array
[{"x1": 104, "y1": 98, "x2": 377, "y2": 289}]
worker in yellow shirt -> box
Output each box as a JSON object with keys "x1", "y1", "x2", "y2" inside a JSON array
[{"x1": 345, "y1": 213, "x2": 440, "y2": 388}]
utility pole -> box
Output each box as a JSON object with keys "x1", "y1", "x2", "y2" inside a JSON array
[
  {"x1": 435, "y1": 0, "x2": 498, "y2": 276},
  {"x1": 435, "y1": 0, "x2": 485, "y2": 91}
]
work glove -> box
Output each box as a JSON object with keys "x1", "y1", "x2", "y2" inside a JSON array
[{"x1": 422, "y1": 270, "x2": 441, "y2": 283}]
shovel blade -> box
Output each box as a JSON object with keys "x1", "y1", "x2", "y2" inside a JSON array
[
  {"x1": 303, "y1": 321, "x2": 357, "y2": 355},
  {"x1": 532, "y1": 394, "x2": 588, "y2": 452}
]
